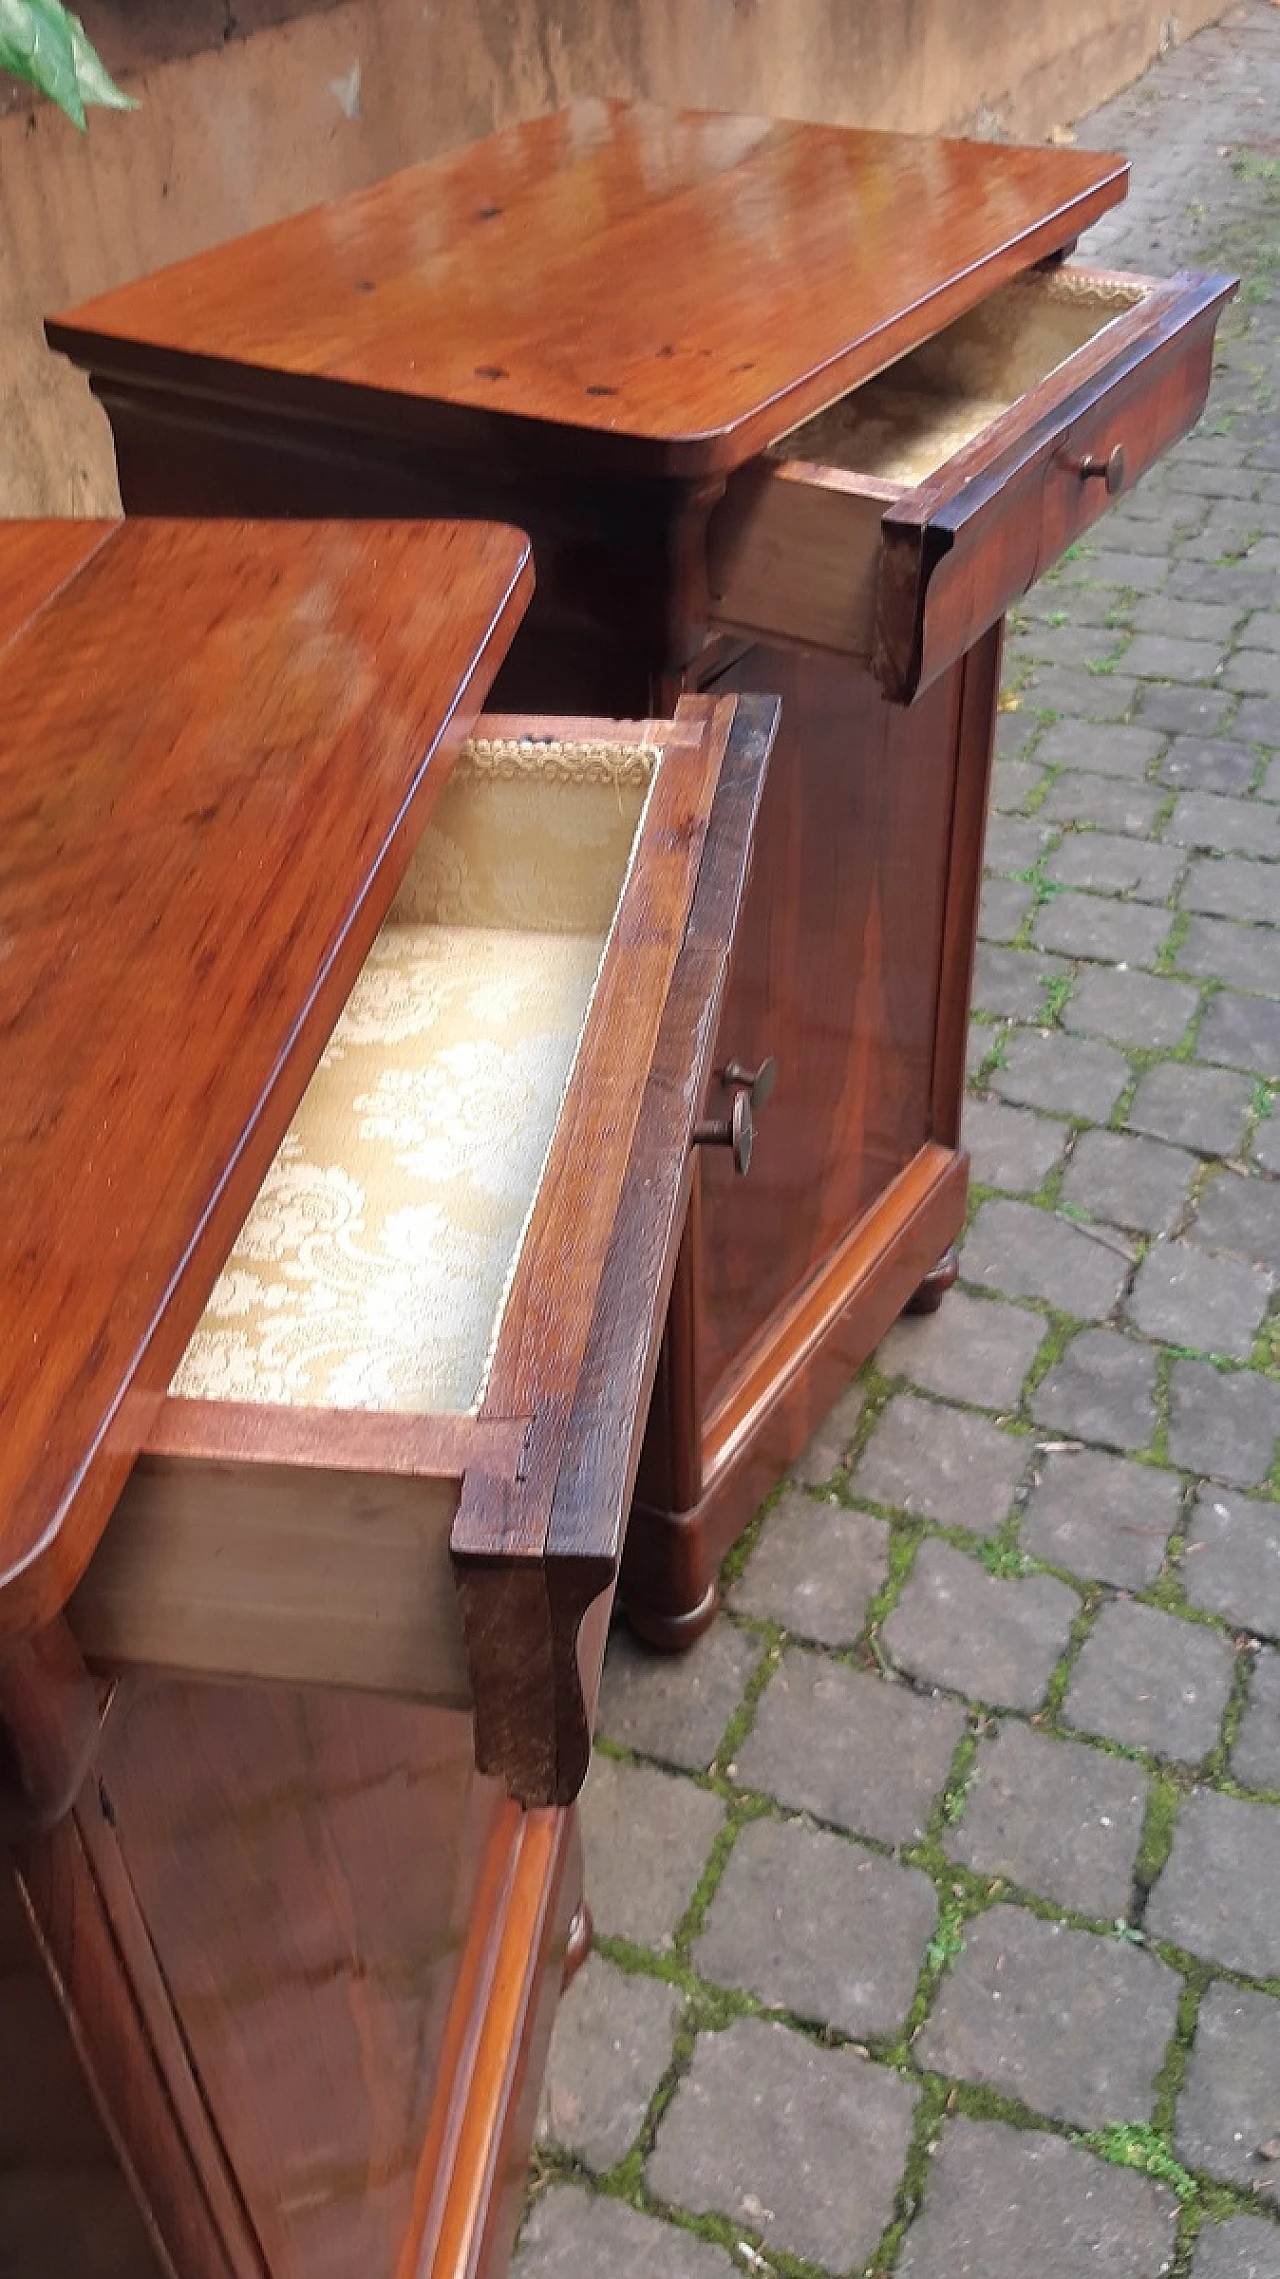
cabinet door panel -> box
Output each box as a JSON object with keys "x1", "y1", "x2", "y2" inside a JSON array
[{"x1": 691, "y1": 643, "x2": 960, "y2": 1413}]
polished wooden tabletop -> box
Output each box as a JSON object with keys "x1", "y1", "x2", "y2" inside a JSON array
[
  {"x1": 0, "y1": 516, "x2": 531, "y2": 1645},
  {"x1": 49, "y1": 100, "x2": 1128, "y2": 477}
]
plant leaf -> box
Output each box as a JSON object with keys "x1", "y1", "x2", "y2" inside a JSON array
[
  {"x1": 67, "y1": 6, "x2": 136, "y2": 110},
  {"x1": 0, "y1": 0, "x2": 84, "y2": 126},
  {"x1": 0, "y1": 0, "x2": 138, "y2": 123}
]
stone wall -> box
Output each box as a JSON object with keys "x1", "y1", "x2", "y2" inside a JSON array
[{"x1": 3, "y1": 0, "x2": 1230, "y2": 514}]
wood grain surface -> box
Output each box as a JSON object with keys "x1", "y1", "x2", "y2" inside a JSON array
[
  {"x1": 48, "y1": 100, "x2": 1128, "y2": 477},
  {"x1": 0, "y1": 517, "x2": 531, "y2": 1650}
]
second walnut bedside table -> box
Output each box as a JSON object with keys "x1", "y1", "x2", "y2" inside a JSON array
[{"x1": 47, "y1": 100, "x2": 1235, "y2": 1642}]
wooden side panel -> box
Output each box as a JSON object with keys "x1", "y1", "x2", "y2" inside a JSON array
[
  {"x1": 0, "y1": 1872, "x2": 169, "y2": 2279},
  {"x1": 706, "y1": 461, "x2": 887, "y2": 658},
  {"x1": 95, "y1": 1680, "x2": 504, "y2": 2279},
  {"x1": 70, "y1": 1453, "x2": 470, "y2": 1709},
  {"x1": 685, "y1": 642, "x2": 962, "y2": 1414}
]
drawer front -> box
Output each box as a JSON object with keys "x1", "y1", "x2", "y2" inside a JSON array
[
  {"x1": 880, "y1": 269, "x2": 1235, "y2": 700},
  {"x1": 707, "y1": 268, "x2": 1235, "y2": 703}
]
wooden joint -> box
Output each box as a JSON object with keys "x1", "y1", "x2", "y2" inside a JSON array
[{"x1": 452, "y1": 1550, "x2": 616, "y2": 1808}]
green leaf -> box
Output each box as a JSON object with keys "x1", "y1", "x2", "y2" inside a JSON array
[
  {"x1": 0, "y1": 0, "x2": 83, "y2": 126},
  {"x1": 67, "y1": 5, "x2": 136, "y2": 110},
  {"x1": 0, "y1": 0, "x2": 137, "y2": 124}
]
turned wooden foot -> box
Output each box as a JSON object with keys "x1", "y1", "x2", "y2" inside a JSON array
[
  {"x1": 563, "y1": 1901, "x2": 593, "y2": 1988},
  {"x1": 903, "y1": 1245, "x2": 960, "y2": 1317},
  {"x1": 622, "y1": 1578, "x2": 720, "y2": 1654}
]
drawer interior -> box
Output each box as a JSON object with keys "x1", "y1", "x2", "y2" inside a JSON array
[
  {"x1": 773, "y1": 269, "x2": 1148, "y2": 487},
  {"x1": 170, "y1": 732, "x2": 660, "y2": 1419}
]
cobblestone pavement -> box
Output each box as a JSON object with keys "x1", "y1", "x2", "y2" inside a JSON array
[{"x1": 517, "y1": 12, "x2": 1280, "y2": 2275}]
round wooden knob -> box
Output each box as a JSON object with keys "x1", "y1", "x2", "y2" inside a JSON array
[
  {"x1": 1078, "y1": 444, "x2": 1126, "y2": 495},
  {"x1": 723, "y1": 1055, "x2": 778, "y2": 1110},
  {"x1": 694, "y1": 1089, "x2": 754, "y2": 1176}
]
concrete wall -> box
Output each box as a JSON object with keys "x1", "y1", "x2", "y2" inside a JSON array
[{"x1": 4, "y1": 0, "x2": 1230, "y2": 515}]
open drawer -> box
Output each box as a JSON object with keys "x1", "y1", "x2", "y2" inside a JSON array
[
  {"x1": 707, "y1": 264, "x2": 1236, "y2": 702},
  {"x1": 68, "y1": 696, "x2": 777, "y2": 1808}
]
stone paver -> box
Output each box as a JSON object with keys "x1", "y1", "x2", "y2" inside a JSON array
[
  {"x1": 1024, "y1": 667, "x2": 1139, "y2": 721},
  {"x1": 915, "y1": 1908, "x2": 1181, "y2": 2128},
  {"x1": 1022, "y1": 1446, "x2": 1178, "y2": 1589},
  {"x1": 990, "y1": 1028, "x2": 1131, "y2": 1120},
  {"x1": 991, "y1": 756, "x2": 1047, "y2": 810},
  {"x1": 1061, "y1": 967, "x2": 1199, "y2": 1050},
  {"x1": 1175, "y1": 1983, "x2": 1280, "y2": 2189},
  {"x1": 1167, "y1": 791, "x2": 1280, "y2": 859},
  {"x1": 789, "y1": 1381, "x2": 866, "y2": 1485},
  {"x1": 1229, "y1": 650, "x2": 1280, "y2": 698},
  {"x1": 897, "y1": 2119, "x2": 1178, "y2": 2279},
  {"x1": 985, "y1": 814, "x2": 1053, "y2": 875},
  {"x1": 1199, "y1": 989, "x2": 1280, "y2": 1076},
  {"x1": 1033, "y1": 890, "x2": 1172, "y2": 966},
  {"x1": 876, "y1": 1289, "x2": 1045, "y2": 1409},
  {"x1": 728, "y1": 1491, "x2": 888, "y2": 1644},
  {"x1": 1038, "y1": 720, "x2": 1166, "y2": 783},
  {"x1": 1183, "y1": 1488, "x2": 1280, "y2": 1640},
  {"x1": 1147, "y1": 1788, "x2": 1280, "y2": 1978},
  {"x1": 598, "y1": 1622, "x2": 758, "y2": 1771},
  {"x1": 1235, "y1": 696, "x2": 1280, "y2": 743},
  {"x1": 972, "y1": 944, "x2": 1070, "y2": 1021},
  {"x1": 964, "y1": 1199, "x2": 1131, "y2": 1319},
  {"x1": 1254, "y1": 1114, "x2": 1280, "y2": 1176},
  {"x1": 693, "y1": 1818, "x2": 937, "y2": 2037},
  {"x1": 1127, "y1": 1063, "x2": 1257, "y2": 1156},
  {"x1": 735, "y1": 1651, "x2": 966, "y2": 1844},
  {"x1": 1040, "y1": 769, "x2": 1166, "y2": 834},
  {"x1": 1191, "y1": 2218, "x2": 1280, "y2": 2279},
  {"x1": 579, "y1": 1756, "x2": 724, "y2": 1949},
  {"x1": 1192, "y1": 1174, "x2": 1280, "y2": 1275},
  {"x1": 1064, "y1": 1601, "x2": 1236, "y2": 1763},
  {"x1": 1233, "y1": 1649, "x2": 1280, "y2": 1792},
  {"x1": 1127, "y1": 1239, "x2": 1273, "y2": 1359},
  {"x1": 1133, "y1": 599, "x2": 1241, "y2": 642},
  {"x1": 1060, "y1": 1129, "x2": 1198, "y2": 1234},
  {"x1": 1034, "y1": 720, "x2": 1166, "y2": 779},
  {"x1": 883, "y1": 1540, "x2": 1078, "y2": 1710},
  {"x1": 949, "y1": 1720, "x2": 1149, "y2": 1919},
  {"x1": 1043, "y1": 831, "x2": 1184, "y2": 903},
  {"x1": 1139, "y1": 684, "x2": 1235, "y2": 737},
  {"x1": 979, "y1": 876, "x2": 1036, "y2": 942},
  {"x1": 962, "y1": 1097, "x2": 1068, "y2": 1191},
  {"x1": 647, "y1": 2018, "x2": 918, "y2": 2273},
  {"x1": 1160, "y1": 740, "x2": 1259, "y2": 796},
  {"x1": 1184, "y1": 857, "x2": 1279, "y2": 926},
  {"x1": 515, "y1": 2192, "x2": 737, "y2": 2278},
  {"x1": 850, "y1": 1395, "x2": 1028, "y2": 1535},
  {"x1": 1125, "y1": 632, "x2": 1227, "y2": 680},
  {"x1": 539, "y1": 1959, "x2": 679, "y2": 2169},
  {"x1": 1177, "y1": 913, "x2": 1280, "y2": 997},
  {"x1": 1030, "y1": 1327, "x2": 1159, "y2": 1452},
  {"x1": 1168, "y1": 1363, "x2": 1280, "y2": 1488}
]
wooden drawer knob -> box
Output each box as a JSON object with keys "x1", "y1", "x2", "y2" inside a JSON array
[
  {"x1": 724, "y1": 1055, "x2": 777, "y2": 1109},
  {"x1": 695, "y1": 1089, "x2": 754, "y2": 1177},
  {"x1": 1078, "y1": 444, "x2": 1126, "y2": 494}
]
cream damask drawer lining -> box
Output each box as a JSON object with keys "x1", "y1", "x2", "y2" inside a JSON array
[
  {"x1": 770, "y1": 268, "x2": 1146, "y2": 486},
  {"x1": 171, "y1": 733, "x2": 661, "y2": 1419}
]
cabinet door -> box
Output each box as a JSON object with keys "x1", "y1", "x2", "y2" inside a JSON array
[{"x1": 687, "y1": 641, "x2": 962, "y2": 1427}]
